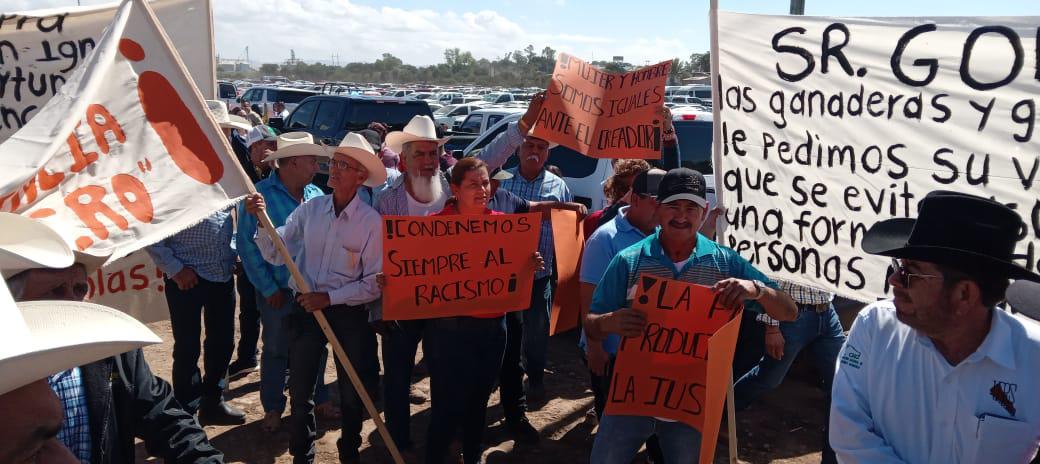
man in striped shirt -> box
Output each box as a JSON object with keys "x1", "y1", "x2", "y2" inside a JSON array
[{"x1": 585, "y1": 168, "x2": 797, "y2": 463}]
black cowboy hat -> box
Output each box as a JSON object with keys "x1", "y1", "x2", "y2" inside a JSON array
[
  {"x1": 1006, "y1": 280, "x2": 1040, "y2": 321},
  {"x1": 862, "y1": 190, "x2": 1040, "y2": 282}
]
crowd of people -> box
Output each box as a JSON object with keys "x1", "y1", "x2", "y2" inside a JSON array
[{"x1": 1, "y1": 86, "x2": 1039, "y2": 464}]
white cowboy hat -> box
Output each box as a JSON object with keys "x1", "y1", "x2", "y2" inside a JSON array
[
  {"x1": 262, "y1": 132, "x2": 330, "y2": 163},
  {"x1": 205, "y1": 100, "x2": 252, "y2": 132},
  {"x1": 385, "y1": 115, "x2": 448, "y2": 154},
  {"x1": 527, "y1": 127, "x2": 559, "y2": 150},
  {"x1": 332, "y1": 133, "x2": 388, "y2": 188},
  {"x1": 0, "y1": 280, "x2": 161, "y2": 396},
  {"x1": 0, "y1": 213, "x2": 74, "y2": 279}
]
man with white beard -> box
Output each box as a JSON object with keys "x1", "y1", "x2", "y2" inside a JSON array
[{"x1": 372, "y1": 115, "x2": 451, "y2": 457}]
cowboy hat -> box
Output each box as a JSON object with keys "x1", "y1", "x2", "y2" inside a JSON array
[
  {"x1": 0, "y1": 213, "x2": 74, "y2": 279},
  {"x1": 490, "y1": 167, "x2": 513, "y2": 181},
  {"x1": 0, "y1": 280, "x2": 161, "y2": 396},
  {"x1": 332, "y1": 132, "x2": 388, "y2": 188},
  {"x1": 862, "y1": 191, "x2": 1040, "y2": 281},
  {"x1": 1006, "y1": 279, "x2": 1040, "y2": 321},
  {"x1": 262, "y1": 132, "x2": 330, "y2": 164},
  {"x1": 526, "y1": 127, "x2": 559, "y2": 150},
  {"x1": 205, "y1": 100, "x2": 252, "y2": 132},
  {"x1": 385, "y1": 115, "x2": 448, "y2": 154}
]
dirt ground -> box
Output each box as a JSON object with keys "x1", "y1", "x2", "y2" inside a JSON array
[{"x1": 134, "y1": 309, "x2": 832, "y2": 464}]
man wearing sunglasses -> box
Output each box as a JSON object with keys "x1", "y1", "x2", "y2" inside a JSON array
[{"x1": 830, "y1": 191, "x2": 1040, "y2": 463}]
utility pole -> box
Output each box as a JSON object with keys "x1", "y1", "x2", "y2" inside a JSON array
[{"x1": 790, "y1": 0, "x2": 805, "y2": 15}]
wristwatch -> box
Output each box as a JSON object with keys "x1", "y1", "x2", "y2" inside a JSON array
[{"x1": 751, "y1": 280, "x2": 765, "y2": 300}]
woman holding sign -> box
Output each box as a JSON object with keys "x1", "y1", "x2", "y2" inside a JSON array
[{"x1": 381, "y1": 157, "x2": 544, "y2": 464}]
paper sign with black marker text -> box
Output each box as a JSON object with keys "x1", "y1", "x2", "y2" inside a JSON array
[
  {"x1": 381, "y1": 213, "x2": 541, "y2": 320},
  {"x1": 532, "y1": 53, "x2": 670, "y2": 159},
  {"x1": 605, "y1": 274, "x2": 741, "y2": 464},
  {"x1": 716, "y1": 12, "x2": 1040, "y2": 301}
]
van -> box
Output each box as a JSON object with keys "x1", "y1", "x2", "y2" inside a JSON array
[{"x1": 236, "y1": 86, "x2": 318, "y2": 120}]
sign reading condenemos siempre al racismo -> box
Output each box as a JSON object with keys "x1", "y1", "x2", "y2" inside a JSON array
[{"x1": 715, "y1": 12, "x2": 1040, "y2": 301}]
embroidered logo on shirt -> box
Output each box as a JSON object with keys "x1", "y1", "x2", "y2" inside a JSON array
[
  {"x1": 990, "y1": 381, "x2": 1017, "y2": 417},
  {"x1": 840, "y1": 344, "x2": 862, "y2": 369}
]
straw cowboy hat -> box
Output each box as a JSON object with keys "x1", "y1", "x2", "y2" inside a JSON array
[
  {"x1": 0, "y1": 214, "x2": 160, "y2": 396},
  {"x1": 385, "y1": 115, "x2": 448, "y2": 154},
  {"x1": 332, "y1": 132, "x2": 388, "y2": 188},
  {"x1": 862, "y1": 191, "x2": 1040, "y2": 282},
  {"x1": 205, "y1": 100, "x2": 252, "y2": 132},
  {"x1": 0, "y1": 212, "x2": 74, "y2": 279},
  {"x1": 262, "y1": 132, "x2": 331, "y2": 164}
]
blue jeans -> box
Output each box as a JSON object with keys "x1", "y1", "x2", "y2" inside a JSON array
[
  {"x1": 734, "y1": 304, "x2": 846, "y2": 410},
  {"x1": 257, "y1": 289, "x2": 328, "y2": 413},
  {"x1": 425, "y1": 316, "x2": 506, "y2": 464},
  {"x1": 522, "y1": 276, "x2": 552, "y2": 386},
  {"x1": 591, "y1": 415, "x2": 702, "y2": 463},
  {"x1": 381, "y1": 319, "x2": 425, "y2": 450}
]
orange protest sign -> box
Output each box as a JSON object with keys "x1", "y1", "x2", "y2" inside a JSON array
[
  {"x1": 549, "y1": 209, "x2": 584, "y2": 335},
  {"x1": 532, "y1": 53, "x2": 671, "y2": 159},
  {"x1": 604, "y1": 274, "x2": 742, "y2": 464},
  {"x1": 381, "y1": 213, "x2": 541, "y2": 320}
]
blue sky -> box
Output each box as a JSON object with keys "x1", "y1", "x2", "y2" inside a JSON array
[{"x1": 15, "y1": 0, "x2": 1040, "y2": 66}]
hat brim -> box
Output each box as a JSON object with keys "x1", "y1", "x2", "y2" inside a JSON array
[
  {"x1": 491, "y1": 170, "x2": 513, "y2": 181},
  {"x1": 385, "y1": 132, "x2": 448, "y2": 154},
  {"x1": 659, "y1": 193, "x2": 707, "y2": 208},
  {"x1": 263, "y1": 144, "x2": 331, "y2": 163},
  {"x1": 1006, "y1": 280, "x2": 1040, "y2": 321},
  {"x1": 0, "y1": 301, "x2": 161, "y2": 395},
  {"x1": 862, "y1": 218, "x2": 1040, "y2": 281},
  {"x1": 333, "y1": 147, "x2": 388, "y2": 187},
  {"x1": 0, "y1": 213, "x2": 75, "y2": 279},
  {"x1": 220, "y1": 120, "x2": 252, "y2": 132}
]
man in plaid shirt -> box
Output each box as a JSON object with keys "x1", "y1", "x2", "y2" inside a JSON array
[{"x1": 735, "y1": 280, "x2": 845, "y2": 464}]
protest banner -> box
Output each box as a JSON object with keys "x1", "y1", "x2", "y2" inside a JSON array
[
  {"x1": 532, "y1": 53, "x2": 671, "y2": 159},
  {"x1": 550, "y1": 209, "x2": 584, "y2": 335},
  {"x1": 382, "y1": 213, "x2": 541, "y2": 320},
  {"x1": 605, "y1": 274, "x2": 741, "y2": 464},
  {"x1": 0, "y1": 0, "x2": 249, "y2": 265},
  {"x1": 713, "y1": 12, "x2": 1040, "y2": 301},
  {"x1": 86, "y1": 250, "x2": 169, "y2": 323},
  {"x1": 0, "y1": 0, "x2": 215, "y2": 143}
]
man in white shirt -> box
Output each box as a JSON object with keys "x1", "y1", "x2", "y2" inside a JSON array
[
  {"x1": 246, "y1": 133, "x2": 387, "y2": 464},
  {"x1": 831, "y1": 190, "x2": 1040, "y2": 463}
]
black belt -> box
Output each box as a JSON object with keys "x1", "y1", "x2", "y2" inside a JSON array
[{"x1": 799, "y1": 302, "x2": 830, "y2": 313}]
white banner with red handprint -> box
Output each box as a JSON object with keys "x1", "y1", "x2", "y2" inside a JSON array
[{"x1": 0, "y1": 0, "x2": 251, "y2": 266}]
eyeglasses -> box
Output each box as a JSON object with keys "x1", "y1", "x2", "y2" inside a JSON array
[
  {"x1": 328, "y1": 159, "x2": 364, "y2": 173},
  {"x1": 890, "y1": 259, "x2": 942, "y2": 288}
]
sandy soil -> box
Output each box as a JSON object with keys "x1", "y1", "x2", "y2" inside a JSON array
[{"x1": 135, "y1": 311, "x2": 830, "y2": 464}]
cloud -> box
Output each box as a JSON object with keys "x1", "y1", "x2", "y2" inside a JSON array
[{"x1": 12, "y1": 0, "x2": 695, "y2": 67}]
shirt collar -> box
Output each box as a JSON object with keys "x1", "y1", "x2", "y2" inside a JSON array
[
  {"x1": 324, "y1": 190, "x2": 362, "y2": 218},
  {"x1": 507, "y1": 167, "x2": 545, "y2": 183},
  {"x1": 962, "y1": 309, "x2": 1017, "y2": 370}
]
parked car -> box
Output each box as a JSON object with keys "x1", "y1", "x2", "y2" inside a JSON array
[
  {"x1": 455, "y1": 107, "x2": 526, "y2": 134},
  {"x1": 433, "y1": 103, "x2": 485, "y2": 132},
  {"x1": 481, "y1": 92, "x2": 516, "y2": 104},
  {"x1": 283, "y1": 95, "x2": 433, "y2": 145},
  {"x1": 236, "y1": 86, "x2": 318, "y2": 120},
  {"x1": 217, "y1": 80, "x2": 238, "y2": 108}
]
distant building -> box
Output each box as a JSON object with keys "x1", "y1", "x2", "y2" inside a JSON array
[{"x1": 217, "y1": 58, "x2": 252, "y2": 73}]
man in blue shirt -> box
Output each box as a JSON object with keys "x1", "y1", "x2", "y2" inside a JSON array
[
  {"x1": 580, "y1": 167, "x2": 659, "y2": 418},
  {"x1": 585, "y1": 168, "x2": 797, "y2": 464},
  {"x1": 237, "y1": 132, "x2": 330, "y2": 432},
  {"x1": 146, "y1": 208, "x2": 244, "y2": 425}
]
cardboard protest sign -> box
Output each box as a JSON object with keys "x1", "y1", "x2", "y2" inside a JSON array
[
  {"x1": 605, "y1": 274, "x2": 741, "y2": 464},
  {"x1": 381, "y1": 213, "x2": 541, "y2": 320},
  {"x1": 0, "y1": 0, "x2": 250, "y2": 265},
  {"x1": 86, "y1": 250, "x2": 169, "y2": 323},
  {"x1": 550, "y1": 209, "x2": 584, "y2": 335},
  {"x1": 714, "y1": 12, "x2": 1040, "y2": 301},
  {"x1": 0, "y1": 0, "x2": 216, "y2": 143},
  {"x1": 532, "y1": 53, "x2": 670, "y2": 159}
]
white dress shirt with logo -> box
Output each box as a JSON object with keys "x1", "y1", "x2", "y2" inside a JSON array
[{"x1": 831, "y1": 300, "x2": 1040, "y2": 463}]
